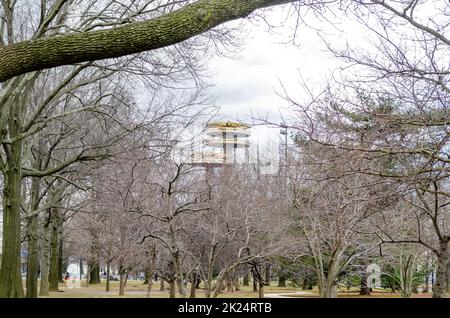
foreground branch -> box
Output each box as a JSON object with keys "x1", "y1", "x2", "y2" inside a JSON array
[{"x1": 0, "y1": 0, "x2": 297, "y2": 82}]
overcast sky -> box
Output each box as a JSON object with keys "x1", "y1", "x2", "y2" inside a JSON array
[{"x1": 208, "y1": 6, "x2": 368, "y2": 124}]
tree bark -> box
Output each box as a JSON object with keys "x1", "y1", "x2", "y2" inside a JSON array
[
  {"x1": 433, "y1": 242, "x2": 449, "y2": 298},
  {"x1": 0, "y1": 0, "x2": 297, "y2": 82},
  {"x1": 174, "y1": 256, "x2": 186, "y2": 298},
  {"x1": 264, "y1": 263, "x2": 271, "y2": 286},
  {"x1": 146, "y1": 273, "x2": 154, "y2": 298},
  {"x1": 25, "y1": 213, "x2": 39, "y2": 298},
  {"x1": 234, "y1": 277, "x2": 240, "y2": 291},
  {"x1": 446, "y1": 256, "x2": 450, "y2": 293},
  {"x1": 258, "y1": 282, "x2": 265, "y2": 298},
  {"x1": 302, "y1": 278, "x2": 308, "y2": 290},
  {"x1": 88, "y1": 262, "x2": 101, "y2": 285},
  {"x1": 143, "y1": 271, "x2": 150, "y2": 285},
  {"x1": 0, "y1": 139, "x2": 24, "y2": 297},
  {"x1": 330, "y1": 285, "x2": 338, "y2": 298},
  {"x1": 105, "y1": 263, "x2": 111, "y2": 292},
  {"x1": 39, "y1": 211, "x2": 51, "y2": 296},
  {"x1": 424, "y1": 275, "x2": 429, "y2": 293},
  {"x1": 253, "y1": 273, "x2": 258, "y2": 292},
  {"x1": 58, "y1": 235, "x2": 64, "y2": 283},
  {"x1": 145, "y1": 250, "x2": 156, "y2": 297},
  {"x1": 204, "y1": 249, "x2": 215, "y2": 298},
  {"x1": 189, "y1": 281, "x2": 197, "y2": 298},
  {"x1": 243, "y1": 272, "x2": 249, "y2": 286},
  {"x1": 119, "y1": 271, "x2": 128, "y2": 296},
  {"x1": 226, "y1": 276, "x2": 234, "y2": 293},
  {"x1": 360, "y1": 272, "x2": 371, "y2": 296},
  {"x1": 278, "y1": 275, "x2": 287, "y2": 287},
  {"x1": 169, "y1": 280, "x2": 176, "y2": 298},
  {"x1": 25, "y1": 174, "x2": 41, "y2": 298},
  {"x1": 320, "y1": 280, "x2": 338, "y2": 298},
  {"x1": 399, "y1": 254, "x2": 415, "y2": 298},
  {"x1": 48, "y1": 207, "x2": 60, "y2": 291}
]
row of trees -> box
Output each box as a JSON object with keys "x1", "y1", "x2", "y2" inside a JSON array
[
  {"x1": 61, "y1": 126, "x2": 446, "y2": 298},
  {"x1": 0, "y1": 0, "x2": 448, "y2": 298},
  {"x1": 282, "y1": 0, "x2": 449, "y2": 298},
  {"x1": 0, "y1": 0, "x2": 222, "y2": 297}
]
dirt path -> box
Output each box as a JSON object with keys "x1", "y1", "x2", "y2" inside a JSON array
[{"x1": 264, "y1": 291, "x2": 315, "y2": 298}]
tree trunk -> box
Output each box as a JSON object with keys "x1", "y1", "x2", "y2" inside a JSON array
[
  {"x1": 399, "y1": 255, "x2": 414, "y2": 298},
  {"x1": 189, "y1": 271, "x2": 199, "y2": 298},
  {"x1": 146, "y1": 273, "x2": 154, "y2": 298},
  {"x1": 25, "y1": 214, "x2": 39, "y2": 298},
  {"x1": 168, "y1": 194, "x2": 185, "y2": 298},
  {"x1": 169, "y1": 280, "x2": 176, "y2": 298},
  {"x1": 58, "y1": 235, "x2": 64, "y2": 283},
  {"x1": 212, "y1": 270, "x2": 228, "y2": 298},
  {"x1": 330, "y1": 285, "x2": 338, "y2": 298},
  {"x1": 253, "y1": 273, "x2": 258, "y2": 292},
  {"x1": 25, "y1": 187, "x2": 41, "y2": 298},
  {"x1": 85, "y1": 267, "x2": 90, "y2": 287},
  {"x1": 433, "y1": 242, "x2": 449, "y2": 298},
  {"x1": 264, "y1": 263, "x2": 271, "y2": 286},
  {"x1": 234, "y1": 277, "x2": 240, "y2": 291},
  {"x1": 204, "y1": 258, "x2": 215, "y2": 298},
  {"x1": 48, "y1": 207, "x2": 60, "y2": 291},
  {"x1": 0, "y1": 139, "x2": 25, "y2": 297},
  {"x1": 226, "y1": 276, "x2": 234, "y2": 293},
  {"x1": 320, "y1": 282, "x2": 337, "y2": 298},
  {"x1": 88, "y1": 262, "x2": 101, "y2": 284},
  {"x1": 39, "y1": 211, "x2": 51, "y2": 296},
  {"x1": 119, "y1": 271, "x2": 128, "y2": 296},
  {"x1": 220, "y1": 278, "x2": 227, "y2": 293},
  {"x1": 79, "y1": 259, "x2": 84, "y2": 280},
  {"x1": 278, "y1": 275, "x2": 287, "y2": 287},
  {"x1": 25, "y1": 168, "x2": 43, "y2": 299},
  {"x1": 243, "y1": 272, "x2": 249, "y2": 286},
  {"x1": 105, "y1": 263, "x2": 111, "y2": 292},
  {"x1": 204, "y1": 279, "x2": 212, "y2": 298},
  {"x1": 145, "y1": 250, "x2": 156, "y2": 298},
  {"x1": 302, "y1": 278, "x2": 308, "y2": 290},
  {"x1": 143, "y1": 271, "x2": 150, "y2": 285},
  {"x1": 160, "y1": 279, "x2": 165, "y2": 291},
  {"x1": 176, "y1": 276, "x2": 186, "y2": 298},
  {"x1": 360, "y1": 272, "x2": 371, "y2": 295},
  {"x1": 446, "y1": 257, "x2": 450, "y2": 293},
  {"x1": 189, "y1": 281, "x2": 196, "y2": 298},
  {"x1": 258, "y1": 282, "x2": 265, "y2": 298}
]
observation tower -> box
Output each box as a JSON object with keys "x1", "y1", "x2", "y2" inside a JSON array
[
  {"x1": 204, "y1": 122, "x2": 251, "y2": 164},
  {"x1": 181, "y1": 121, "x2": 251, "y2": 166}
]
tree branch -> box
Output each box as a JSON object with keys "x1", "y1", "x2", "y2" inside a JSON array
[{"x1": 0, "y1": 0, "x2": 297, "y2": 82}]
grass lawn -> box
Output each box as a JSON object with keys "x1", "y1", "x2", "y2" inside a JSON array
[
  {"x1": 39, "y1": 280, "x2": 302, "y2": 298},
  {"x1": 35, "y1": 280, "x2": 448, "y2": 298}
]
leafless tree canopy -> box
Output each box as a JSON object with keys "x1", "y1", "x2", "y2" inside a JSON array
[{"x1": 0, "y1": 0, "x2": 448, "y2": 299}]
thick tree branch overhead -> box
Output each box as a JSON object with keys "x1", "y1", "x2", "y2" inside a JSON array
[{"x1": 0, "y1": 0, "x2": 297, "y2": 82}]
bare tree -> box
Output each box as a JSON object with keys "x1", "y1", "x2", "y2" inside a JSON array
[{"x1": 284, "y1": 0, "x2": 449, "y2": 298}]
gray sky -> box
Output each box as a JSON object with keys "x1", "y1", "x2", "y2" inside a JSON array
[
  {"x1": 208, "y1": 6, "x2": 367, "y2": 124},
  {"x1": 204, "y1": 6, "x2": 370, "y2": 161}
]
